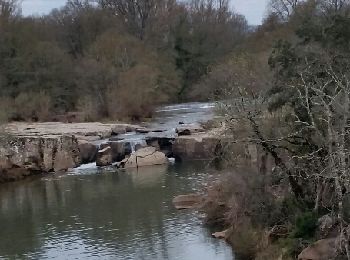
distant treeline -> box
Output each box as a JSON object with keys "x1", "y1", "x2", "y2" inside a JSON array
[
  {"x1": 2, "y1": 0, "x2": 348, "y2": 122},
  {"x1": 0, "y1": 0, "x2": 248, "y2": 121}
]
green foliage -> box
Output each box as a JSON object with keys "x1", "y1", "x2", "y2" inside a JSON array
[{"x1": 292, "y1": 212, "x2": 318, "y2": 239}]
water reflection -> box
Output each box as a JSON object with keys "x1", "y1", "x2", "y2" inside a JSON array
[{"x1": 0, "y1": 163, "x2": 234, "y2": 260}]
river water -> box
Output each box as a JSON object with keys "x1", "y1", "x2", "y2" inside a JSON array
[{"x1": 0, "y1": 103, "x2": 235, "y2": 260}]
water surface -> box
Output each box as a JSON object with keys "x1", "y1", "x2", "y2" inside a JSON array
[{"x1": 0, "y1": 163, "x2": 234, "y2": 260}]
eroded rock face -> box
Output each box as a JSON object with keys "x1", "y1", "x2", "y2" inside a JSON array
[
  {"x1": 96, "y1": 146, "x2": 113, "y2": 167},
  {"x1": 120, "y1": 147, "x2": 168, "y2": 168},
  {"x1": 100, "y1": 141, "x2": 131, "y2": 162},
  {"x1": 298, "y1": 238, "x2": 337, "y2": 260},
  {"x1": 0, "y1": 135, "x2": 80, "y2": 172},
  {"x1": 78, "y1": 140, "x2": 98, "y2": 164},
  {"x1": 0, "y1": 135, "x2": 81, "y2": 182},
  {"x1": 172, "y1": 135, "x2": 220, "y2": 161}
]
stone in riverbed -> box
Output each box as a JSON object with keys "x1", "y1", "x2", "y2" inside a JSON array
[
  {"x1": 78, "y1": 140, "x2": 98, "y2": 164},
  {"x1": 96, "y1": 146, "x2": 113, "y2": 167},
  {"x1": 119, "y1": 147, "x2": 168, "y2": 168},
  {"x1": 109, "y1": 136, "x2": 124, "y2": 142},
  {"x1": 176, "y1": 124, "x2": 205, "y2": 136},
  {"x1": 212, "y1": 229, "x2": 230, "y2": 240},
  {"x1": 111, "y1": 125, "x2": 127, "y2": 135},
  {"x1": 135, "y1": 127, "x2": 150, "y2": 134},
  {"x1": 100, "y1": 142, "x2": 131, "y2": 162},
  {"x1": 172, "y1": 194, "x2": 204, "y2": 210}
]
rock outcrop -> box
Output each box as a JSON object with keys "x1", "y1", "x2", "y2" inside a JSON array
[
  {"x1": 78, "y1": 140, "x2": 98, "y2": 164},
  {"x1": 119, "y1": 147, "x2": 168, "y2": 168},
  {"x1": 172, "y1": 135, "x2": 220, "y2": 161},
  {"x1": 96, "y1": 146, "x2": 113, "y2": 167},
  {"x1": 1, "y1": 122, "x2": 140, "y2": 175},
  {"x1": 298, "y1": 238, "x2": 337, "y2": 260},
  {"x1": 0, "y1": 135, "x2": 80, "y2": 172},
  {"x1": 5, "y1": 122, "x2": 140, "y2": 142},
  {"x1": 0, "y1": 135, "x2": 81, "y2": 182},
  {"x1": 100, "y1": 141, "x2": 131, "y2": 162}
]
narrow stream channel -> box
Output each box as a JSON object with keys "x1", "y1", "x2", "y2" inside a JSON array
[{"x1": 0, "y1": 103, "x2": 235, "y2": 260}]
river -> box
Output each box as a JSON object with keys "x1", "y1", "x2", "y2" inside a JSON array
[{"x1": 0, "y1": 102, "x2": 235, "y2": 260}]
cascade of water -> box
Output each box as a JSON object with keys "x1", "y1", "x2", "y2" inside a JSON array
[{"x1": 128, "y1": 139, "x2": 147, "y2": 152}]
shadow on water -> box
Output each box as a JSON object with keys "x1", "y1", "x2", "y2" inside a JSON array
[{"x1": 0, "y1": 162, "x2": 235, "y2": 260}]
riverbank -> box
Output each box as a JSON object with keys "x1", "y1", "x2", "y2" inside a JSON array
[{"x1": 0, "y1": 102, "x2": 224, "y2": 183}]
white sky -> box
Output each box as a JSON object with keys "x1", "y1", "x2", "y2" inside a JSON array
[{"x1": 21, "y1": 0, "x2": 270, "y2": 25}]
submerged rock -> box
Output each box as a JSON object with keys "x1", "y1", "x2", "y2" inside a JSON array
[
  {"x1": 172, "y1": 194, "x2": 204, "y2": 210},
  {"x1": 119, "y1": 147, "x2": 168, "y2": 168},
  {"x1": 0, "y1": 167, "x2": 38, "y2": 183}
]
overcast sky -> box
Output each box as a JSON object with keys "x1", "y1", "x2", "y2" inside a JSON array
[{"x1": 22, "y1": 0, "x2": 270, "y2": 25}]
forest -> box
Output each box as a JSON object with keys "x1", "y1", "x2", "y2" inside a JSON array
[{"x1": 0, "y1": 0, "x2": 248, "y2": 121}]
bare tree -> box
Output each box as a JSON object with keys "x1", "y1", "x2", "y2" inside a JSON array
[
  {"x1": 268, "y1": 0, "x2": 300, "y2": 20},
  {"x1": 317, "y1": 0, "x2": 350, "y2": 14},
  {"x1": 0, "y1": 0, "x2": 21, "y2": 21},
  {"x1": 220, "y1": 57, "x2": 350, "y2": 257},
  {"x1": 98, "y1": 0, "x2": 166, "y2": 39}
]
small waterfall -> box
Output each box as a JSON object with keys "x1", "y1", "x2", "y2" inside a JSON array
[{"x1": 128, "y1": 139, "x2": 147, "y2": 152}]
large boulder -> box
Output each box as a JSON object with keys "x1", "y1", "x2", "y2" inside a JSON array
[
  {"x1": 120, "y1": 147, "x2": 168, "y2": 168},
  {"x1": 0, "y1": 135, "x2": 80, "y2": 173},
  {"x1": 172, "y1": 135, "x2": 220, "y2": 161},
  {"x1": 96, "y1": 146, "x2": 113, "y2": 167},
  {"x1": 78, "y1": 140, "x2": 98, "y2": 164},
  {"x1": 100, "y1": 141, "x2": 131, "y2": 162},
  {"x1": 111, "y1": 125, "x2": 127, "y2": 135},
  {"x1": 298, "y1": 238, "x2": 337, "y2": 260}
]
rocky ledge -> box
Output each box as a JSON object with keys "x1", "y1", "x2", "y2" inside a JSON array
[
  {"x1": 0, "y1": 121, "x2": 259, "y2": 183},
  {"x1": 0, "y1": 122, "x2": 139, "y2": 183}
]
